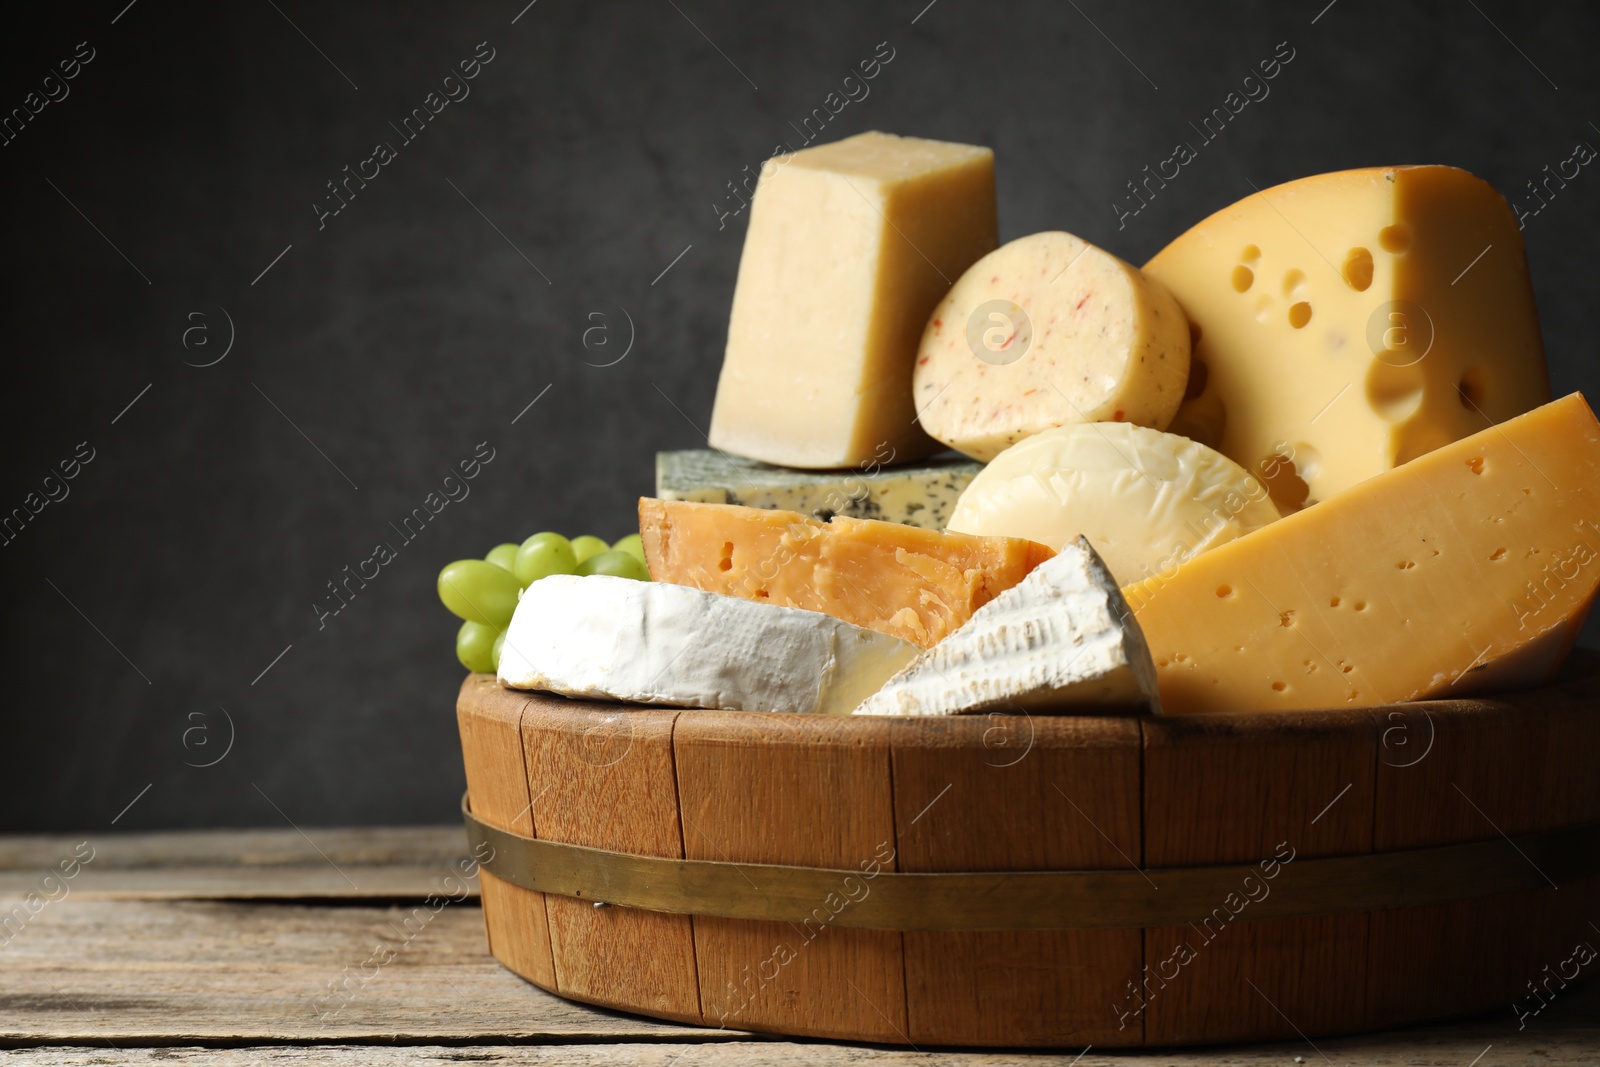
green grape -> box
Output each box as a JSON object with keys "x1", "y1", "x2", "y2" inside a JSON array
[
  {"x1": 514, "y1": 532, "x2": 578, "y2": 586},
  {"x1": 491, "y1": 630, "x2": 506, "y2": 672},
  {"x1": 569, "y1": 535, "x2": 609, "y2": 565},
  {"x1": 612, "y1": 533, "x2": 646, "y2": 565},
  {"x1": 456, "y1": 621, "x2": 499, "y2": 673},
  {"x1": 578, "y1": 549, "x2": 650, "y2": 581},
  {"x1": 485, "y1": 542, "x2": 520, "y2": 572},
  {"x1": 437, "y1": 559, "x2": 522, "y2": 627}
]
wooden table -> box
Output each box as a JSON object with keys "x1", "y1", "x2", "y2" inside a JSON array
[{"x1": 2, "y1": 828, "x2": 1596, "y2": 1065}]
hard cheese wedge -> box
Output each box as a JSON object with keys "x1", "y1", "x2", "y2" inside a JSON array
[
  {"x1": 1124, "y1": 393, "x2": 1600, "y2": 715},
  {"x1": 498, "y1": 574, "x2": 919, "y2": 715},
  {"x1": 855, "y1": 537, "x2": 1159, "y2": 716},
  {"x1": 947, "y1": 422, "x2": 1281, "y2": 587},
  {"x1": 708, "y1": 131, "x2": 998, "y2": 469},
  {"x1": 1144, "y1": 166, "x2": 1550, "y2": 509},
  {"x1": 638, "y1": 497, "x2": 1054, "y2": 647},
  {"x1": 656, "y1": 449, "x2": 982, "y2": 530},
  {"x1": 914, "y1": 231, "x2": 1191, "y2": 461}
]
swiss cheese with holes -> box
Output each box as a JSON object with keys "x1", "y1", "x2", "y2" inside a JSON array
[
  {"x1": 1144, "y1": 166, "x2": 1550, "y2": 510},
  {"x1": 1125, "y1": 393, "x2": 1600, "y2": 715}
]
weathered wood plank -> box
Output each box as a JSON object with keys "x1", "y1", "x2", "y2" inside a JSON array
[
  {"x1": 0, "y1": 827, "x2": 476, "y2": 899},
  {"x1": 0, "y1": 897, "x2": 736, "y2": 1044},
  {"x1": 0, "y1": 974, "x2": 1598, "y2": 1066}
]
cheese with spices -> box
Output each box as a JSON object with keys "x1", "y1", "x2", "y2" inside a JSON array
[{"x1": 913, "y1": 231, "x2": 1191, "y2": 462}]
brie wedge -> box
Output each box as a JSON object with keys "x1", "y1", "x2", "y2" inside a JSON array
[
  {"x1": 853, "y1": 537, "x2": 1160, "y2": 717},
  {"x1": 498, "y1": 574, "x2": 920, "y2": 715}
]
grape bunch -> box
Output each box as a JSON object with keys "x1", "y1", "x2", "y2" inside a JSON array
[{"x1": 438, "y1": 532, "x2": 649, "y2": 673}]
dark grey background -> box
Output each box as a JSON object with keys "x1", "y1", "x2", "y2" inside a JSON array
[{"x1": 2, "y1": 0, "x2": 1594, "y2": 831}]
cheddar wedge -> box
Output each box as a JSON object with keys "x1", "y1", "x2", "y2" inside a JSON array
[
  {"x1": 1124, "y1": 393, "x2": 1600, "y2": 714},
  {"x1": 638, "y1": 498, "x2": 1054, "y2": 647}
]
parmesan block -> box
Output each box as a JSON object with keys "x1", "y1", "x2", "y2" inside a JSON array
[
  {"x1": 947, "y1": 423, "x2": 1281, "y2": 586},
  {"x1": 1124, "y1": 393, "x2": 1600, "y2": 715},
  {"x1": 912, "y1": 231, "x2": 1191, "y2": 462},
  {"x1": 1144, "y1": 166, "x2": 1550, "y2": 509},
  {"x1": 655, "y1": 449, "x2": 981, "y2": 530},
  {"x1": 498, "y1": 575, "x2": 919, "y2": 715},
  {"x1": 708, "y1": 131, "x2": 998, "y2": 469},
  {"x1": 855, "y1": 537, "x2": 1159, "y2": 716},
  {"x1": 638, "y1": 497, "x2": 1054, "y2": 647}
]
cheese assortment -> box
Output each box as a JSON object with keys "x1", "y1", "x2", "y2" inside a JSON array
[
  {"x1": 855, "y1": 537, "x2": 1159, "y2": 716},
  {"x1": 913, "y1": 231, "x2": 1191, "y2": 461},
  {"x1": 708, "y1": 131, "x2": 998, "y2": 469},
  {"x1": 498, "y1": 575, "x2": 919, "y2": 715},
  {"x1": 1144, "y1": 166, "x2": 1550, "y2": 509},
  {"x1": 945, "y1": 422, "x2": 1280, "y2": 586},
  {"x1": 1125, "y1": 393, "x2": 1600, "y2": 714},
  {"x1": 434, "y1": 129, "x2": 1584, "y2": 723},
  {"x1": 655, "y1": 449, "x2": 982, "y2": 530},
  {"x1": 637, "y1": 497, "x2": 1053, "y2": 647}
]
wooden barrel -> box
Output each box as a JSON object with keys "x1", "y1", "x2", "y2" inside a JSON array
[{"x1": 456, "y1": 652, "x2": 1600, "y2": 1047}]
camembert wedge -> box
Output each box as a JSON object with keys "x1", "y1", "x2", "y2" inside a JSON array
[{"x1": 855, "y1": 537, "x2": 1159, "y2": 716}]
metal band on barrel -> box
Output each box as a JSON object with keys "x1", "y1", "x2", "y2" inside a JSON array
[{"x1": 462, "y1": 792, "x2": 1600, "y2": 932}]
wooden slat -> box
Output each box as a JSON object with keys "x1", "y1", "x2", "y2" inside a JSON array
[
  {"x1": 4, "y1": 987, "x2": 1600, "y2": 1066},
  {"x1": 520, "y1": 697, "x2": 701, "y2": 1023},
  {"x1": 0, "y1": 898, "x2": 734, "y2": 1044},
  {"x1": 0, "y1": 827, "x2": 475, "y2": 899},
  {"x1": 1, "y1": 836, "x2": 1597, "y2": 1062},
  {"x1": 1365, "y1": 696, "x2": 1558, "y2": 1028},
  {"x1": 674, "y1": 713, "x2": 906, "y2": 1041},
  {"x1": 457, "y1": 674, "x2": 555, "y2": 990},
  {"x1": 889, "y1": 714, "x2": 1144, "y2": 1047},
  {"x1": 1140, "y1": 709, "x2": 1377, "y2": 1046}
]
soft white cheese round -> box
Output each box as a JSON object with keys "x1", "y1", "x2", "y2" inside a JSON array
[{"x1": 946, "y1": 423, "x2": 1281, "y2": 587}]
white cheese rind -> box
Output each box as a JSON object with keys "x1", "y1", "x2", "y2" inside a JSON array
[
  {"x1": 853, "y1": 538, "x2": 1159, "y2": 717},
  {"x1": 655, "y1": 449, "x2": 983, "y2": 530},
  {"x1": 498, "y1": 574, "x2": 919, "y2": 715},
  {"x1": 946, "y1": 422, "x2": 1280, "y2": 588}
]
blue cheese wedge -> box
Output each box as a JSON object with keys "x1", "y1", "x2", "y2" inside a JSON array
[
  {"x1": 656, "y1": 449, "x2": 982, "y2": 530},
  {"x1": 499, "y1": 574, "x2": 920, "y2": 715},
  {"x1": 853, "y1": 537, "x2": 1159, "y2": 716}
]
